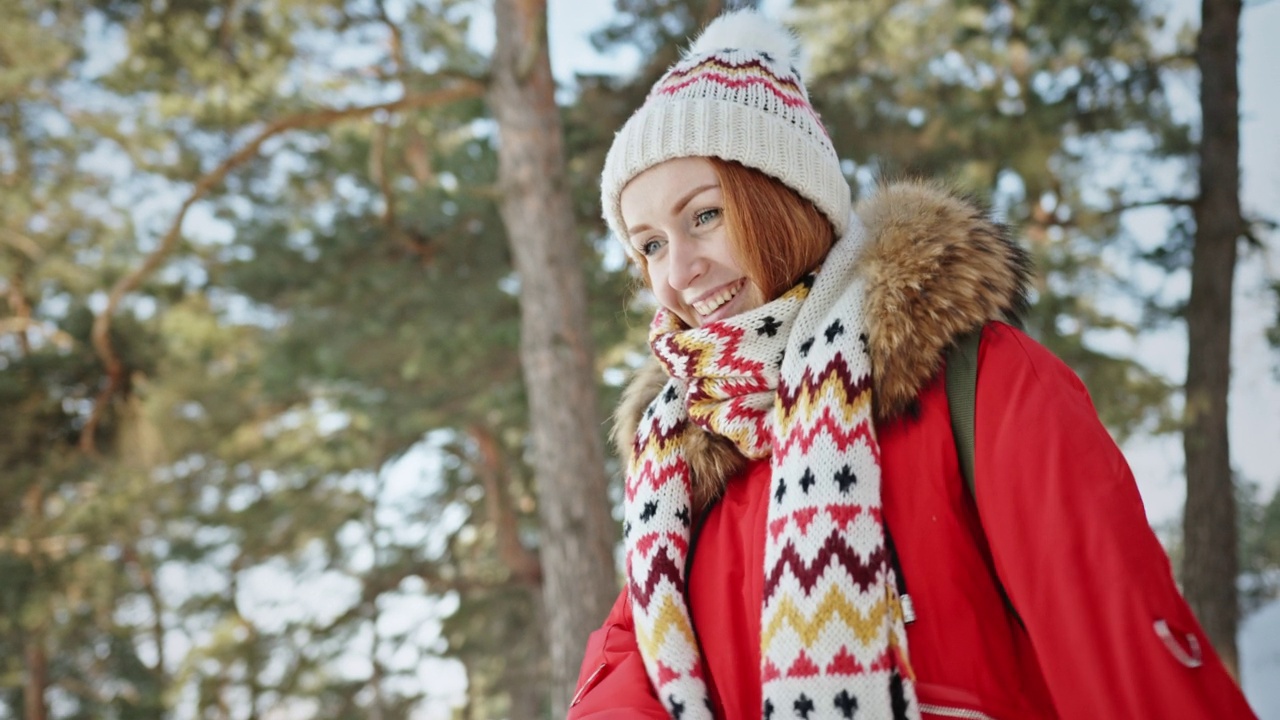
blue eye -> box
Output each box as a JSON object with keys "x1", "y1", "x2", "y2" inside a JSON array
[
  {"x1": 638, "y1": 238, "x2": 663, "y2": 257},
  {"x1": 694, "y1": 208, "x2": 722, "y2": 226}
]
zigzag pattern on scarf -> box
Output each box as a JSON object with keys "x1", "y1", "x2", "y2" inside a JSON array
[
  {"x1": 773, "y1": 361, "x2": 875, "y2": 451},
  {"x1": 636, "y1": 592, "x2": 699, "y2": 657},
  {"x1": 762, "y1": 585, "x2": 895, "y2": 649},
  {"x1": 762, "y1": 532, "x2": 888, "y2": 597},
  {"x1": 624, "y1": 371, "x2": 709, "y2": 717},
  {"x1": 624, "y1": 220, "x2": 919, "y2": 719},
  {"x1": 761, "y1": 348, "x2": 905, "y2": 717},
  {"x1": 654, "y1": 286, "x2": 809, "y2": 462},
  {"x1": 625, "y1": 432, "x2": 690, "y2": 502}
]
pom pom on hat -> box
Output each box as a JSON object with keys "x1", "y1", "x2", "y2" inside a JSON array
[
  {"x1": 683, "y1": 9, "x2": 799, "y2": 66},
  {"x1": 601, "y1": 9, "x2": 850, "y2": 255}
]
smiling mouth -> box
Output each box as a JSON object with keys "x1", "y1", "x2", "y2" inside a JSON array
[{"x1": 691, "y1": 279, "x2": 746, "y2": 318}]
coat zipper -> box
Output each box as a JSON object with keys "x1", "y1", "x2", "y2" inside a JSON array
[
  {"x1": 919, "y1": 703, "x2": 1000, "y2": 720},
  {"x1": 569, "y1": 662, "x2": 607, "y2": 707}
]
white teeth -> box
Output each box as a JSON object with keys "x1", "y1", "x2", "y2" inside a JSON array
[{"x1": 692, "y1": 281, "x2": 742, "y2": 317}]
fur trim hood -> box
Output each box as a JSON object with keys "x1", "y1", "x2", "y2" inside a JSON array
[{"x1": 613, "y1": 180, "x2": 1031, "y2": 509}]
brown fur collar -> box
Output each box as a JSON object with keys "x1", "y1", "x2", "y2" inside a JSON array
[{"x1": 612, "y1": 180, "x2": 1031, "y2": 509}]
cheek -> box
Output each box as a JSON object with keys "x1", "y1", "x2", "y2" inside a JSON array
[
  {"x1": 708, "y1": 229, "x2": 743, "y2": 272},
  {"x1": 651, "y1": 283, "x2": 684, "y2": 315},
  {"x1": 646, "y1": 265, "x2": 697, "y2": 325}
]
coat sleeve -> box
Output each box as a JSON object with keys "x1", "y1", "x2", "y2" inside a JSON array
[
  {"x1": 566, "y1": 587, "x2": 669, "y2": 719},
  {"x1": 971, "y1": 323, "x2": 1257, "y2": 720}
]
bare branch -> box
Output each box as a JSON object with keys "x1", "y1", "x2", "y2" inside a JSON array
[
  {"x1": 80, "y1": 82, "x2": 486, "y2": 454},
  {"x1": 469, "y1": 423, "x2": 543, "y2": 587},
  {"x1": 1108, "y1": 196, "x2": 1198, "y2": 212},
  {"x1": 1, "y1": 228, "x2": 44, "y2": 260}
]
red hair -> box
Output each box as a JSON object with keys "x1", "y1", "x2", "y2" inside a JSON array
[
  {"x1": 710, "y1": 158, "x2": 836, "y2": 299},
  {"x1": 631, "y1": 159, "x2": 835, "y2": 300}
]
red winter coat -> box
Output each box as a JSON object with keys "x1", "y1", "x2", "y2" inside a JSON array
[{"x1": 568, "y1": 185, "x2": 1256, "y2": 720}]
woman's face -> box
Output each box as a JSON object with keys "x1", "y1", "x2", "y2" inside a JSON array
[{"x1": 619, "y1": 157, "x2": 764, "y2": 328}]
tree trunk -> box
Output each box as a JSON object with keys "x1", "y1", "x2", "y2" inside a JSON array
[
  {"x1": 1181, "y1": 0, "x2": 1243, "y2": 679},
  {"x1": 507, "y1": 667, "x2": 547, "y2": 720},
  {"x1": 24, "y1": 632, "x2": 48, "y2": 720},
  {"x1": 22, "y1": 483, "x2": 48, "y2": 720},
  {"x1": 487, "y1": 0, "x2": 619, "y2": 715}
]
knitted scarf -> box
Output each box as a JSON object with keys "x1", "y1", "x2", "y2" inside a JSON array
[{"x1": 623, "y1": 218, "x2": 920, "y2": 720}]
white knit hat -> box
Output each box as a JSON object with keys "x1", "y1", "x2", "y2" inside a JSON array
[{"x1": 600, "y1": 9, "x2": 850, "y2": 252}]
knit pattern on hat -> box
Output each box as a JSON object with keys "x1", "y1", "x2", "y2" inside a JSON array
[
  {"x1": 624, "y1": 217, "x2": 920, "y2": 720},
  {"x1": 601, "y1": 10, "x2": 850, "y2": 255}
]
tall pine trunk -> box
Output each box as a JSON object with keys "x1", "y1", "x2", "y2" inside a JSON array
[
  {"x1": 22, "y1": 485, "x2": 48, "y2": 720},
  {"x1": 488, "y1": 0, "x2": 619, "y2": 714},
  {"x1": 1181, "y1": 0, "x2": 1243, "y2": 678},
  {"x1": 24, "y1": 632, "x2": 47, "y2": 720}
]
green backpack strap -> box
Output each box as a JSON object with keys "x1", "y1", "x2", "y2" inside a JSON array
[
  {"x1": 944, "y1": 325, "x2": 1024, "y2": 626},
  {"x1": 945, "y1": 328, "x2": 983, "y2": 497}
]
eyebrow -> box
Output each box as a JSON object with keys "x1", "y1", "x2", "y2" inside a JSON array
[{"x1": 625, "y1": 182, "x2": 720, "y2": 238}]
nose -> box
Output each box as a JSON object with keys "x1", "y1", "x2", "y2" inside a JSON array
[{"x1": 665, "y1": 233, "x2": 705, "y2": 291}]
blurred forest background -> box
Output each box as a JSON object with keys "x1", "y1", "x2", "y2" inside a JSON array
[{"x1": 2, "y1": 0, "x2": 1278, "y2": 718}]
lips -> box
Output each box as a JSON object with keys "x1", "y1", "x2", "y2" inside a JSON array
[{"x1": 690, "y1": 279, "x2": 746, "y2": 319}]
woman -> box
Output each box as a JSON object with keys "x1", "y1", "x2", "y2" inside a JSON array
[{"x1": 569, "y1": 9, "x2": 1256, "y2": 720}]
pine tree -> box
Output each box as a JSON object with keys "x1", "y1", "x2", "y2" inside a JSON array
[{"x1": 1182, "y1": 0, "x2": 1244, "y2": 677}]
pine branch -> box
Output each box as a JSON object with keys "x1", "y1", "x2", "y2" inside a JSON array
[{"x1": 81, "y1": 82, "x2": 486, "y2": 455}]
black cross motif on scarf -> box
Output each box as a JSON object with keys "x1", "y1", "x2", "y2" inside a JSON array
[
  {"x1": 834, "y1": 689, "x2": 859, "y2": 718},
  {"x1": 640, "y1": 500, "x2": 658, "y2": 522},
  {"x1": 835, "y1": 464, "x2": 857, "y2": 493},
  {"x1": 757, "y1": 316, "x2": 782, "y2": 337},
  {"x1": 794, "y1": 694, "x2": 816, "y2": 719},
  {"x1": 799, "y1": 467, "x2": 816, "y2": 493},
  {"x1": 824, "y1": 319, "x2": 845, "y2": 344}
]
